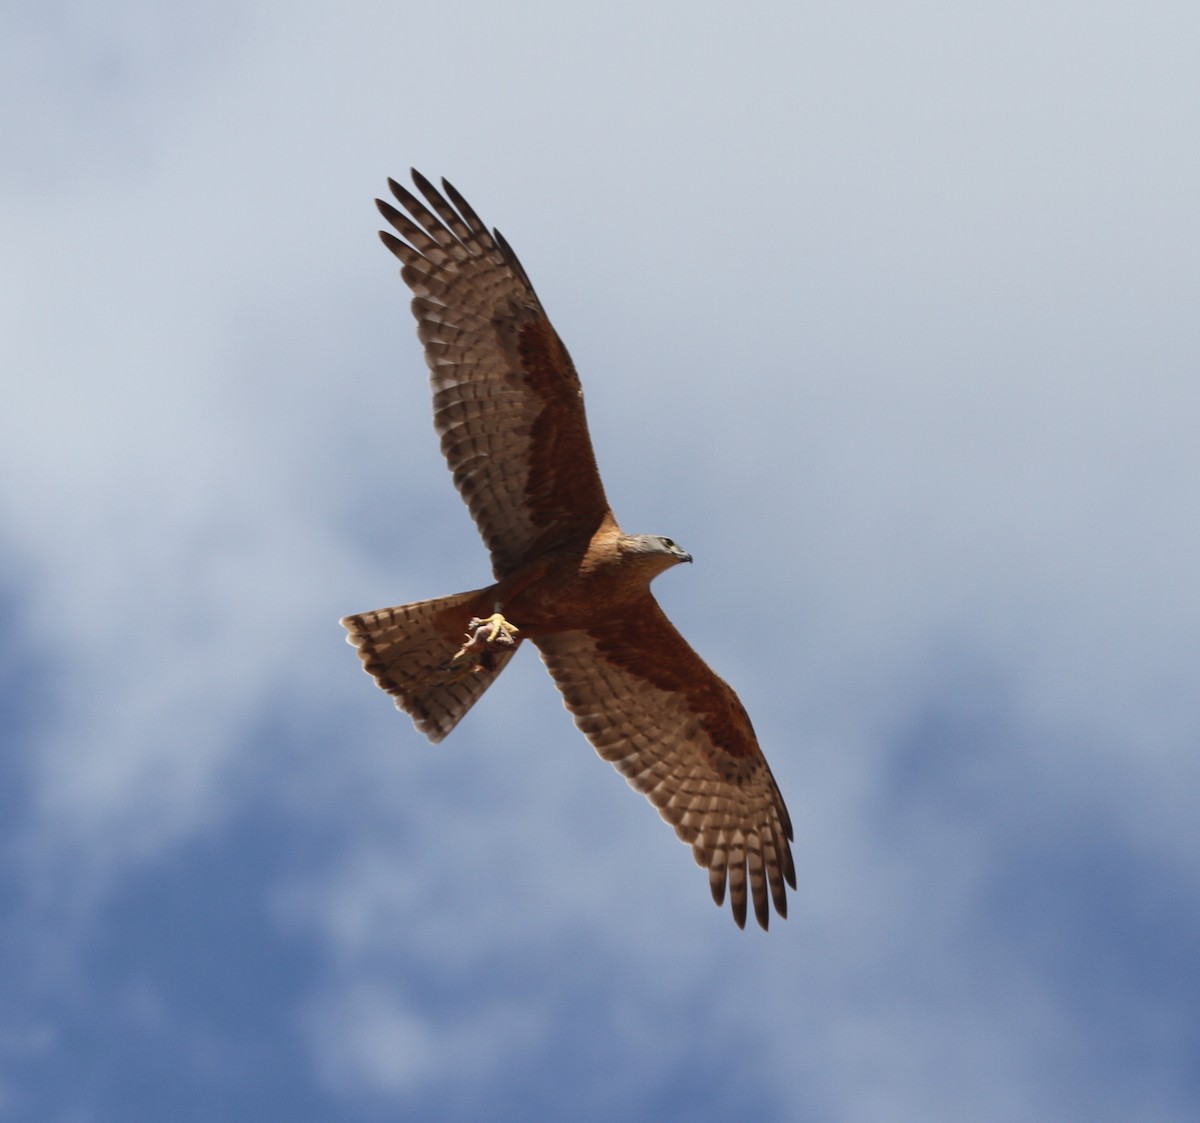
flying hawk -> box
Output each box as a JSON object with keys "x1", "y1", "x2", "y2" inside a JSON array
[{"x1": 342, "y1": 172, "x2": 795, "y2": 929}]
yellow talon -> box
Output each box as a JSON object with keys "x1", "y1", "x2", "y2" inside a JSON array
[
  {"x1": 480, "y1": 612, "x2": 519, "y2": 642},
  {"x1": 450, "y1": 612, "x2": 520, "y2": 669}
]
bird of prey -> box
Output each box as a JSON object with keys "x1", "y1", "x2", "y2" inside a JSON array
[{"x1": 342, "y1": 171, "x2": 795, "y2": 929}]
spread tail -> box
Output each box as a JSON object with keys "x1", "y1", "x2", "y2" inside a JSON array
[{"x1": 341, "y1": 589, "x2": 519, "y2": 742}]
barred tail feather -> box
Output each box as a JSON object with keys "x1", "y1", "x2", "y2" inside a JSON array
[{"x1": 341, "y1": 589, "x2": 517, "y2": 742}]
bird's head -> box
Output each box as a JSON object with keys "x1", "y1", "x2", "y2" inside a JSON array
[{"x1": 619, "y1": 534, "x2": 693, "y2": 578}]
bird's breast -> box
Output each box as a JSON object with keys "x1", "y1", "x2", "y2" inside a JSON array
[{"x1": 491, "y1": 546, "x2": 643, "y2": 636}]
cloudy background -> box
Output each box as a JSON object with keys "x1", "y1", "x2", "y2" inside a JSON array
[{"x1": 4, "y1": 1, "x2": 1199, "y2": 1119}]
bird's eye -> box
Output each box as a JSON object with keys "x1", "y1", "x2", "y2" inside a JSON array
[{"x1": 661, "y1": 538, "x2": 675, "y2": 549}]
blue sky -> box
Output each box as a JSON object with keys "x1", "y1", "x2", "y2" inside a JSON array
[{"x1": 3, "y1": 1, "x2": 1199, "y2": 1120}]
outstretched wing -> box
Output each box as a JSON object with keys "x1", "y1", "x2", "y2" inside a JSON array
[
  {"x1": 534, "y1": 600, "x2": 796, "y2": 930},
  {"x1": 378, "y1": 171, "x2": 611, "y2": 577}
]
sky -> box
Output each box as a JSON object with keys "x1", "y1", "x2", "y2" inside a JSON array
[{"x1": 3, "y1": 1, "x2": 1199, "y2": 1120}]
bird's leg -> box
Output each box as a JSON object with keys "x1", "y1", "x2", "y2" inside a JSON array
[
  {"x1": 478, "y1": 610, "x2": 519, "y2": 645},
  {"x1": 448, "y1": 608, "x2": 520, "y2": 673}
]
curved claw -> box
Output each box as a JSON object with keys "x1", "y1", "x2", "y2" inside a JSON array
[{"x1": 449, "y1": 612, "x2": 520, "y2": 673}]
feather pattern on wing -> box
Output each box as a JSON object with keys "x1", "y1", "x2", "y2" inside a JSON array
[
  {"x1": 377, "y1": 171, "x2": 611, "y2": 577},
  {"x1": 534, "y1": 597, "x2": 796, "y2": 930}
]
